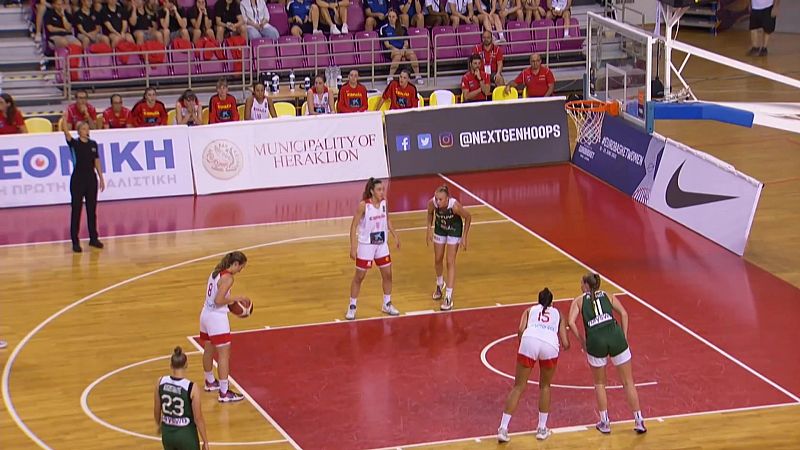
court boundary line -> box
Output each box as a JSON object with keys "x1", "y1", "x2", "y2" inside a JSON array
[
  {"x1": 79, "y1": 350, "x2": 289, "y2": 447},
  {"x1": 0, "y1": 205, "x2": 485, "y2": 249},
  {"x1": 0, "y1": 217, "x2": 508, "y2": 449},
  {"x1": 438, "y1": 173, "x2": 800, "y2": 403}
]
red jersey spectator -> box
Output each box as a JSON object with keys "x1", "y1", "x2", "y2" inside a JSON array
[
  {"x1": 472, "y1": 30, "x2": 505, "y2": 85},
  {"x1": 337, "y1": 70, "x2": 369, "y2": 113},
  {"x1": 0, "y1": 93, "x2": 27, "y2": 135},
  {"x1": 461, "y1": 54, "x2": 491, "y2": 102},
  {"x1": 506, "y1": 53, "x2": 555, "y2": 98},
  {"x1": 209, "y1": 78, "x2": 239, "y2": 124},
  {"x1": 65, "y1": 90, "x2": 99, "y2": 130},
  {"x1": 102, "y1": 94, "x2": 132, "y2": 129},
  {"x1": 378, "y1": 70, "x2": 419, "y2": 110},
  {"x1": 130, "y1": 87, "x2": 168, "y2": 127}
]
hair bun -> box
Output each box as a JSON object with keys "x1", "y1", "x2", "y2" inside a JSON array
[{"x1": 173, "y1": 346, "x2": 183, "y2": 355}]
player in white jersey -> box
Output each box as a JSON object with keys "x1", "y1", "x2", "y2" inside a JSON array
[
  {"x1": 346, "y1": 178, "x2": 401, "y2": 320},
  {"x1": 498, "y1": 288, "x2": 569, "y2": 442},
  {"x1": 244, "y1": 80, "x2": 277, "y2": 120},
  {"x1": 199, "y1": 251, "x2": 248, "y2": 403},
  {"x1": 306, "y1": 75, "x2": 335, "y2": 115}
]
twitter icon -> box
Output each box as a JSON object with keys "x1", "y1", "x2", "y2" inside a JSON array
[{"x1": 417, "y1": 133, "x2": 432, "y2": 150}]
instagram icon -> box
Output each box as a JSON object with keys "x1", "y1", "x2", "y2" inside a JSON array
[{"x1": 438, "y1": 132, "x2": 454, "y2": 148}]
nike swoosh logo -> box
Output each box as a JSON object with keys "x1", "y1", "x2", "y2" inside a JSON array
[{"x1": 665, "y1": 162, "x2": 737, "y2": 208}]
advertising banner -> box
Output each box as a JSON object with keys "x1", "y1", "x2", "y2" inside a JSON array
[
  {"x1": 0, "y1": 125, "x2": 195, "y2": 208},
  {"x1": 571, "y1": 115, "x2": 665, "y2": 203},
  {"x1": 384, "y1": 98, "x2": 570, "y2": 177},
  {"x1": 646, "y1": 139, "x2": 763, "y2": 256},
  {"x1": 189, "y1": 112, "x2": 388, "y2": 195}
]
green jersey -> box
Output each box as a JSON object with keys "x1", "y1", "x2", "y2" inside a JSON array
[
  {"x1": 159, "y1": 376, "x2": 200, "y2": 450},
  {"x1": 581, "y1": 291, "x2": 628, "y2": 358},
  {"x1": 433, "y1": 197, "x2": 463, "y2": 237}
]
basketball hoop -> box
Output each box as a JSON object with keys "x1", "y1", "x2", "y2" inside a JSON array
[{"x1": 565, "y1": 100, "x2": 620, "y2": 146}]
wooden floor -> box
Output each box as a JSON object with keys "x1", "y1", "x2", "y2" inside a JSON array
[{"x1": 2, "y1": 29, "x2": 800, "y2": 450}]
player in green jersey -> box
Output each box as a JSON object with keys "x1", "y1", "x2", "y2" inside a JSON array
[
  {"x1": 567, "y1": 273, "x2": 647, "y2": 435},
  {"x1": 154, "y1": 347, "x2": 210, "y2": 450},
  {"x1": 426, "y1": 185, "x2": 472, "y2": 311}
]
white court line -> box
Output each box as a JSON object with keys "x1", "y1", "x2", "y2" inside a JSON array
[
  {"x1": 79, "y1": 350, "x2": 288, "y2": 447},
  {"x1": 1, "y1": 217, "x2": 509, "y2": 449},
  {"x1": 438, "y1": 173, "x2": 800, "y2": 404},
  {"x1": 480, "y1": 334, "x2": 659, "y2": 390},
  {"x1": 0, "y1": 205, "x2": 486, "y2": 249}
]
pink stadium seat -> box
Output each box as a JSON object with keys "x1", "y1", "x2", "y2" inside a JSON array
[
  {"x1": 532, "y1": 19, "x2": 558, "y2": 52},
  {"x1": 303, "y1": 33, "x2": 329, "y2": 69},
  {"x1": 252, "y1": 38, "x2": 279, "y2": 72},
  {"x1": 115, "y1": 53, "x2": 144, "y2": 79},
  {"x1": 197, "y1": 48, "x2": 226, "y2": 74},
  {"x1": 407, "y1": 27, "x2": 428, "y2": 61},
  {"x1": 270, "y1": 10, "x2": 290, "y2": 36},
  {"x1": 432, "y1": 26, "x2": 459, "y2": 59},
  {"x1": 171, "y1": 45, "x2": 195, "y2": 76},
  {"x1": 347, "y1": 3, "x2": 365, "y2": 33},
  {"x1": 506, "y1": 20, "x2": 532, "y2": 54},
  {"x1": 330, "y1": 34, "x2": 358, "y2": 66},
  {"x1": 555, "y1": 17, "x2": 583, "y2": 50},
  {"x1": 267, "y1": 3, "x2": 283, "y2": 14},
  {"x1": 353, "y1": 31, "x2": 382, "y2": 65},
  {"x1": 457, "y1": 23, "x2": 480, "y2": 55},
  {"x1": 177, "y1": 0, "x2": 194, "y2": 9},
  {"x1": 278, "y1": 35, "x2": 305, "y2": 69},
  {"x1": 84, "y1": 50, "x2": 114, "y2": 81}
]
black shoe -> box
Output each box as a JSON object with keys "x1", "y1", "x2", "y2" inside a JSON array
[
  {"x1": 72, "y1": 244, "x2": 82, "y2": 253},
  {"x1": 88, "y1": 239, "x2": 104, "y2": 249},
  {"x1": 759, "y1": 47, "x2": 768, "y2": 56},
  {"x1": 746, "y1": 47, "x2": 759, "y2": 56}
]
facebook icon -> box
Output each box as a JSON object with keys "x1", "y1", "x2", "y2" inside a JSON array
[{"x1": 395, "y1": 135, "x2": 411, "y2": 152}]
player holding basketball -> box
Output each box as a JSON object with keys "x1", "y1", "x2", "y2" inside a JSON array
[
  {"x1": 426, "y1": 185, "x2": 471, "y2": 311},
  {"x1": 346, "y1": 178, "x2": 401, "y2": 320},
  {"x1": 497, "y1": 288, "x2": 568, "y2": 442},
  {"x1": 154, "y1": 347, "x2": 209, "y2": 450},
  {"x1": 199, "y1": 251, "x2": 248, "y2": 403},
  {"x1": 567, "y1": 273, "x2": 647, "y2": 434}
]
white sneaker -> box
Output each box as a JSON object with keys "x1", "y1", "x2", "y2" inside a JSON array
[
  {"x1": 386, "y1": 76, "x2": 394, "y2": 84},
  {"x1": 441, "y1": 295, "x2": 453, "y2": 311},
  {"x1": 345, "y1": 304, "x2": 357, "y2": 320},
  {"x1": 497, "y1": 427, "x2": 510, "y2": 443},
  {"x1": 564, "y1": 29, "x2": 570, "y2": 38},
  {"x1": 596, "y1": 420, "x2": 611, "y2": 434},
  {"x1": 536, "y1": 427, "x2": 552, "y2": 440},
  {"x1": 313, "y1": 28, "x2": 322, "y2": 34},
  {"x1": 634, "y1": 420, "x2": 647, "y2": 434},
  {"x1": 415, "y1": 76, "x2": 424, "y2": 85},
  {"x1": 341, "y1": 24, "x2": 349, "y2": 34},
  {"x1": 382, "y1": 302, "x2": 400, "y2": 316},
  {"x1": 330, "y1": 24, "x2": 341, "y2": 35},
  {"x1": 0, "y1": 340, "x2": 8, "y2": 350}
]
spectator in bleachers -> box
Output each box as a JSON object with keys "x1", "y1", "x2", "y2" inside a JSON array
[
  {"x1": 215, "y1": 0, "x2": 247, "y2": 41},
  {"x1": 65, "y1": 89, "x2": 98, "y2": 130},
  {"x1": 472, "y1": 30, "x2": 504, "y2": 86},
  {"x1": 209, "y1": 78, "x2": 240, "y2": 123},
  {"x1": 522, "y1": 0, "x2": 544, "y2": 22},
  {"x1": 176, "y1": 89, "x2": 203, "y2": 125},
  {"x1": 129, "y1": 0, "x2": 163, "y2": 44},
  {"x1": 499, "y1": 0, "x2": 522, "y2": 23},
  {"x1": 306, "y1": 75, "x2": 335, "y2": 115},
  {"x1": 241, "y1": 0, "x2": 281, "y2": 40},
  {"x1": 244, "y1": 80, "x2": 278, "y2": 119},
  {"x1": 474, "y1": 0, "x2": 505, "y2": 42},
  {"x1": 287, "y1": 0, "x2": 322, "y2": 36},
  {"x1": 364, "y1": 0, "x2": 389, "y2": 32},
  {"x1": 159, "y1": 0, "x2": 190, "y2": 45},
  {"x1": 546, "y1": 0, "x2": 570, "y2": 37},
  {"x1": 315, "y1": 0, "x2": 349, "y2": 34},
  {"x1": 423, "y1": 0, "x2": 449, "y2": 27},
  {"x1": 35, "y1": 0, "x2": 50, "y2": 43},
  {"x1": 102, "y1": 0, "x2": 136, "y2": 47},
  {"x1": 74, "y1": 0, "x2": 111, "y2": 48},
  {"x1": 505, "y1": 52, "x2": 554, "y2": 97},
  {"x1": 0, "y1": 93, "x2": 28, "y2": 135},
  {"x1": 188, "y1": 0, "x2": 216, "y2": 43},
  {"x1": 102, "y1": 94, "x2": 132, "y2": 128},
  {"x1": 446, "y1": 0, "x2": 477, "y2": 28},
  {"x1": 392, "y1": 0, "x2": 424, "y2": 29},
  {"x1": 380, "y1": 9, "x2": 423, "y2": 85},
  {"x1": 131, "y1": 87, "x2": 169, "y2": 126},
  {"x1": 45, "y1": 0, "x2": 82, "y2": 50},
  {"x1": 377, "y1": 69, "x2": 419, "y2": 110},
  {"x1": 337, "y1": 70, "x2": 368, "y2": 113},
  {"x1": 461, "y1": 54, "x2": 490, "y2": 102}
]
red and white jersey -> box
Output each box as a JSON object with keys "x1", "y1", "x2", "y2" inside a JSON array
[
  {"x1": 204, "y1": 270, "x2": 231, "y2": 314},
  {"x1": 358, "y1": 199, "x2": 388, "y2": 245},
  {"x1": 521, "y1": 304, "x2": 560, "y2": 348}
]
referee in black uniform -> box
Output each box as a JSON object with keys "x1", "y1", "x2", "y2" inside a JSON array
[{"x1": 60, "y1": 116, "x2": 105, "y2": 253}]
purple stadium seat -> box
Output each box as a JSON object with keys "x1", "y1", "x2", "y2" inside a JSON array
[
  {"x1": 507, "y1": 20, "x2": 532, "y2": 54},
  {"x1": 407, "y1": 27, "x2": 428, "y2": 61},
  {"x1": 278, "y1": 35, "x2": 305, "y2": 69},
  {"x1": 347, "y1": 3, "x2": 365, "y2": 33},
  {"x1": 270, "y1": 10, "x2": 290, "y2": 36},
  {"x1": 354, "y1": 31, "x2": 382, "y2": 65},
  {"x1": 432, "y1": 26, "x2": 459, "y2": 59},
  {"x1": 330, "y1": 34, "x2": 358, "y2": 66},
  {"x1": 115, "y1": 53, "x2": 143, "y2": 79},
  {"x1": 267, "y1": 3, "x2": 283, "y2": 14},
  {"x1": 84, "y1": 52, "x2": 115, "y2": 81},
  {"x1": 197, "y1": 46, "x2": 226, "y2": 74},
  {"x1": 457, "y1": 23, "x2": 480, "y2": 55},
  {"x1": 555, "y1": 17, "x2": 583, "y2": 50},
  {"x1": 532, "y1": 19, "x2": 558, "y2": 52},
  {"x1": 252, "y1": 38, "x2": 279, "y2": 72},
  {"x1": 303, "y1": 33, "x2": 329, "y2": 69},
  {"x1": 171, "y1": 44, "x2": 194, "y2": 76},
  {"x1": 177, "y1": 0, "x2": 194, "y2": 9},
  {"x1": 206, "y1": 0, "x2": 217, "y2": 9}
]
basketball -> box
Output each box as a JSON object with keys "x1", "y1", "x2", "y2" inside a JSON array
[{"x1": 228, "y1": 298, "x2": 253, "y2": 318}]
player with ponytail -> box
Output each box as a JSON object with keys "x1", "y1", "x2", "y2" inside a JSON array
[
  {"x1": 426, "y1": 184, "x2": 471, "y2": 311},
  {"x1": 497, "y1": 288, "x2": 569, "y2": 442},
  {"x1": 568, "y1": 273, "x2": 647, "y2": 435},
  {"x1": 346, "y1": 177, "x2": 401, "y2": 320},
  {"x1": 198, "y1": 251, "x2": 249, "y2": 403},
  {"x1": 155, "y1": 346, "x2": 210, "y2": 450}
]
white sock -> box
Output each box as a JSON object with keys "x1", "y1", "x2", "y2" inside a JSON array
[
  {"x1": 445, "y1": 287, "x2": 453, "y2": 298},
  {"x1": 220, "y1": 379, "x2": 229, "y2": 394},
  {"x1": 634, "y1": 410, "x2": 644, "y2": 422},
  {"x1": 436, "y1": 276, "x2": 444, "y2": 287},
  {"x1": 204, "y1": 371, "x2": 215, "y2": 383},
  {"x1": 599, "y1": 410, "x2": 609, "y2": 423},
  {"x1": 500, "y1": 412, "x2": 511, "y2": 429},
  {"x1": 383, "y1": 294, "x2": 391, "y2": 306},
  {"x1": 538, "y1": 412, "x2": 549, "y2": 429},
  {"x1": 349, "y1": 297, "x2": 357, "y2": 306}
]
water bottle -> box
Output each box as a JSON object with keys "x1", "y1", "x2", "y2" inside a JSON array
[
  {"x1": 271, "y1": 73, "x2": 280, "y2": 94},
  {"x1": 289, "y1": 70, "x2": 296, "y2": 91},
  {"x1": 303, "y1": 76, "x2": 311, "y2": 90},
  {"x1": 336, "y1": 73, "x2": 343, "y2": 91}
]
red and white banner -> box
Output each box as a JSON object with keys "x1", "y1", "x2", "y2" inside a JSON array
[
  {"x1": 646, "y1": 139, "x2": 763, "y2": 255},
  {"x1": 189, "y1": 113, "x2": 388, "y2": 195}
]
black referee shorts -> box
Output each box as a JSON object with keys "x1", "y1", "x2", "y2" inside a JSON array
[{"x1": 749, "y1": 6, "x2": 776, "y2": 34}]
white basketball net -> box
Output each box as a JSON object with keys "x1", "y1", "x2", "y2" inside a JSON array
[{"x1": 566, "y1": 106, "x2": 606, "y2": 146}]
